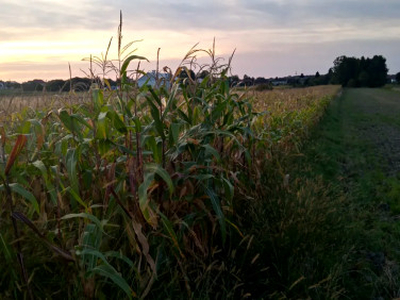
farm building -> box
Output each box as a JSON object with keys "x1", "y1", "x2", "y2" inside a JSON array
[
  {"x1": 137, "y1": 71, "x2": 171, "y2": 89},
  {"x1": 271, "y1": 80, "x2": 288, "y2": 86}
]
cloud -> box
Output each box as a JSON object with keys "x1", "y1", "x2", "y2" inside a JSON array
[
  {"x1": 232, "y1": 38, "x2": 400, "y2": 78},
  {"x1": 0, "y1": 0, "x2": 116, "y2": 31},
  {"x1": 107, "y1": 0, "x2": 400, "y2": 33},
  {"x1": 1, "y1": 0, "x2": 400, "y2": 81}
]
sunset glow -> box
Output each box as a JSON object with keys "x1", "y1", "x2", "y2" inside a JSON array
[{"x1": 1, "y1": 0, "x2": 400, "y2": 82}]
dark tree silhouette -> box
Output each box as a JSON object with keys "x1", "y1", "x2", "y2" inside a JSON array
[
  {"x1": 331, "y1": 55, "x2": 388, "y2": 87},
  {"x1": 396, "y1": 72, "x2": 400, "y2": 84}
]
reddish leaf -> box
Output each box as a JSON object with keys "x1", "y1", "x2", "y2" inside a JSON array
[{"x1": 5, "y1": 135, "x2": 27, "y2": 176}]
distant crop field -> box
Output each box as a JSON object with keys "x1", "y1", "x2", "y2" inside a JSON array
[
  {"x1": 0, "y1": 92, "x2": 90, "y2": 117},
  {"x1": 251, "y1": 85, "x2": 340, "y2": 155},
  {"x1": 0, "y1": 85, "x2": 339, "y2": 121}
]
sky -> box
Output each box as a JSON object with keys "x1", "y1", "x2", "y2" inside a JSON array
[{"x1": 1, "y1": 0, "x2": 400, "y2": 82}]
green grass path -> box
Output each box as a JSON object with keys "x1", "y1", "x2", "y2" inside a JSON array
[
  {"x1": 300, "y1": 87, "x2": 400, "y2": 298},
  {"x1": 310, "y1": 88, "x2": 400, "y2": 207}
]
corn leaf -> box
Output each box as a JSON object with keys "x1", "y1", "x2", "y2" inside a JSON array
[
  {"x1": 107, "y1": 111, "x2": 127, "y2": 134},
  {"x1": 105, "y1": 251, "x2": 135, "y2": 268},
  {"x1": 92, "y1": 86, "x2": 104, "y2": 112},
  {"x1": 32, "y1": 160, "x2": 57, "y2": 205},
  {"x1": 90, "y1": 264, "x2": 134, "y2": 299},
  {"x1": 65, "y1": 186, "x2": 88, "y2": 209},
  {"x1": 8, "y1": 183, "x2": 39, "y2": 215},
  {"x1": 59, "y1": 110, "x2": 80, "y2": 136},
  {"x1": 12, "y1": 211, "x2": 74, "y2": 262},
  {"x1": 168, "y1": 123, "x2": 180, "y2": 147},
  {"x1": 81, "y1": 224, "x2": 101, "y2": 269},
  {"x1": 159, "y1": 212, "x2": 183, "y2": 257},
  {"x1": 66, "y1": 149, "x2": 79, "y2": 194},
  {"x1": 203, "y1": 184, "x2": 226, "y2": 243},
  {"x1": 61, "y1": 212, "x2": 104, "y2": 232},
  {"x1": 97, "y1": 111, "x2": 109, "y2": 139},
  {"x1": 202, "y1": 144, "x2": 221, "y2": 162},
  {"x1": 5, "y1": 134, "x2": 27, "y2": 175},
  {"x1": 138, "y1": 172, "x2": 155, "y2": 216},
  {"x1": 146, "y1": 164, "x2": 174, "y2": 195},
  {"x1": 120, "y1": 55, "x2": 148, "y2": 77},
  {"x1": 221, "y1": 177, "x2": 234, "y2": 203},
  {"x1": 146, "y1": 96, "x2": 165, "y2": 139}
]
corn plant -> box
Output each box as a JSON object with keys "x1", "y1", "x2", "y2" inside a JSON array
[
  {"x1": 0, "y1": 12, "x2": 342, "y2": 299},
  {"x1": 0, "y1": 13, "x2": 261, "y2": 299}
]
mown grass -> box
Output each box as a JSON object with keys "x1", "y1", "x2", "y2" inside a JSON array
[
  {"x1": 0, "y1": 15, "x2": 344, "y2": 299},
  {"x1": 256, "y1": 87, "x2": 400, "y2": 299}
]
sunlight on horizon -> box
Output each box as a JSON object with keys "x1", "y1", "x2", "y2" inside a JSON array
[
  {"x1": 1, "y1": 0, "x2": 399, "y2": 82},
  {"x1": 0, "y1": 27, "x2": 238, "y2": 82}
]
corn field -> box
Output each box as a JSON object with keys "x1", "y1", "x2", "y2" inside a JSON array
[{"x1": 0, "y1": 16, "x2": 340, "y2": 300}]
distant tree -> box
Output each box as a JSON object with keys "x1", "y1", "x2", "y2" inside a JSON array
[
  {"x1": 359, "y1": 56, "x2": 367, "y2": 75},
  {"x1": 198, "y1": 70, "x2": 210, "y2": 79},
  {"x1": 331, "y1": 55, "x2": 388, "y2": 87},
  {"x1": 104, "y1": 78, "x2": 118, "y2": 90},
  {"x1": 358, "y1": 71, "x2": 369, "y2": 87},
  {"x1": 347, "y1": 78, "x2": 357, "y2": 87},
  {"x1": 242, "y1": 74, "x2": 254, "y2": 86},
  {"x1": 287, "y1": 77, "x2": 298, "y2": 86},
  {"x1": 176, "y1": 67, "x2": 196, "y2": 89},
  {"x1": 327, "y1": 68, "x2": 334, "y2": 84},
  {"x1": 314, "y1": 70, "x2": 332, "y2": 85},
  {"x1": 7, "y1": 81, "x2": 21, "y2": 89},
  {"x1": 22, "y1": 80, "x2": 45, "y2": 92},
  {"x1": 332, "y1": 56, "x2": 359, "y2": 86},
  {"x1": 69, "y1": 77, "x2": 92, "y2": 91},
  {"x1": 396, "y1": 72, "x2": 400, "y2": 84},
  {"x1": 366, "y1": 55, "x2": 388, "y2": 87},
  {"x1": 315, "y1": 71, "x2": 320, "y2": 78},
  {"x1": 254, "y1": 77, "x2": 268, "y2": 85},
  {"x1": 178, "y1": 68, "x2": 195, "y2": 81},
  {"x1": 228, "y1": 75, "x2": 239, "y2": 86},
  {"x1": 47, "y1": 79, "x2": 67, "y2": 92}
]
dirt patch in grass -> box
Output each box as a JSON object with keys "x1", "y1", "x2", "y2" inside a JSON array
[
  {"x1": 346, "y1": 88, "x2": 400, "y2": 177},
  {"x1": 362, "y1": 124, "x2": 400, "y2": 176}
]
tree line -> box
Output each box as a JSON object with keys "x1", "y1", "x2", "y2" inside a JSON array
[
  {"x1": 1, "y1": 55, "x2": 397, "y2": 92},
  {"x1": 330, "y1": 55, "x2": 389, "y2": 87},
  {"x1": 21, "y1": 77, "x2": 104, "y2": 92}
]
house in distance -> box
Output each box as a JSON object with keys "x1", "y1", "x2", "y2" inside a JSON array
[{"x1": 137, "y1": 71, "x2": 171, "y2": 89}]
